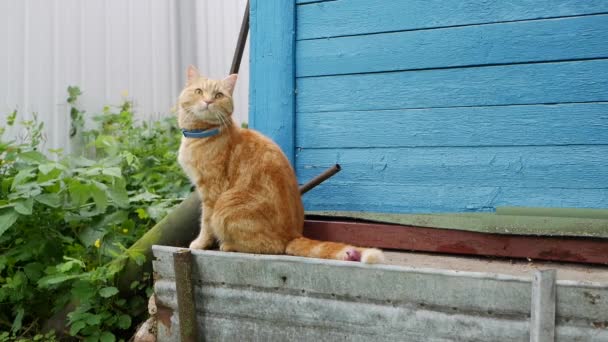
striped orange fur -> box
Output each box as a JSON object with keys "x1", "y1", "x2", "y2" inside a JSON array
[{"x1": 177, "y1": 66, "x2": 384, "y2": 264}]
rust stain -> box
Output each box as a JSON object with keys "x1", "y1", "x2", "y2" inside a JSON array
[{"x1": 156, "y1": 303, "x2": 174, "y2": 335}]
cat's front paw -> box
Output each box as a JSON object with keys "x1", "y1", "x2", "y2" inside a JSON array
[
  {"x1": 189, "y1": 238, "x2": 212, "y2": 250},
  {"x1": 219, "y1": 243, "x2": 237, "y2": 252}
]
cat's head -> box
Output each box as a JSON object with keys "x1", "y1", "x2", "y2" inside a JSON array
[{"x1": 177, "y1": 66, "x2": 237, "y2": 128}]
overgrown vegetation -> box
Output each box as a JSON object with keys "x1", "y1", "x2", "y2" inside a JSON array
[{"x1": 0, "y1": 88, "x2": 189, "y2": 341}]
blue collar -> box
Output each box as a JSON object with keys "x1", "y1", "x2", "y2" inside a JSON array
[{"x1": 181, "y1": 127, "x2": 220, "y2": 139}]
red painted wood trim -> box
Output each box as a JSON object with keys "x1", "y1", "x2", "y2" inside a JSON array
[{"x1": 303, "y1": 219, "x2": 608, "y2": 265}]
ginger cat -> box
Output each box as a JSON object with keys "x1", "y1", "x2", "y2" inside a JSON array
[{"x1": 177, "y1": 66, "x2": 384, "y2": 264}]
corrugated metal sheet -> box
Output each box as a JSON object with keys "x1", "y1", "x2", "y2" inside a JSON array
[
  {"x1": 0, "y1": 0, "x2": 249, "y2": 151},
  {"x1": 152, "y1": 246, "x2": 608, "y2": 341}
]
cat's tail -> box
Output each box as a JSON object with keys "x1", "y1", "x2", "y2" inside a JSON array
[{"x1": 285, "y1": 237, "x2": 385, "y2": 264}]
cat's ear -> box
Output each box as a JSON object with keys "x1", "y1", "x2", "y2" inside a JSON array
[
  {"x1": 222, "y1": 74, "x2": 238, "y2": 95},
  {"x1": 186, "y1": 65, "x2": 200, "y2": 84}
]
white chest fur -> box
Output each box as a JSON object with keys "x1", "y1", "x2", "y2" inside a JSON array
[{"x1": 178, "y1": 139, "x2": 201, "y2": 186}]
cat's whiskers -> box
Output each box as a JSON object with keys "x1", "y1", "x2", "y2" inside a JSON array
[
  {"x1": 215, "y1": 112, "x2": 228, "y2": 129},
  {"x1": 183, "y1": 107, "x2": 198, "y2": 115}
]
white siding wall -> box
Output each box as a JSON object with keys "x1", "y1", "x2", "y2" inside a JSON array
[{"x1": 0, "y1": 0, "x2": 249, "y2": 151}]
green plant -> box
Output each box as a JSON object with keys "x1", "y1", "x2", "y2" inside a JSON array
[{"x1": 0, "y1": 87, "x2": 188, "y2": 341}]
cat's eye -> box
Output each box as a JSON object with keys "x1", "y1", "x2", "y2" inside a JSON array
[
  {"x1": 194, "y1": 88, "x2": 203, "y2": 95},
  {"x1": 214, "y1": 93, "x2": 224, "y2": 99}
]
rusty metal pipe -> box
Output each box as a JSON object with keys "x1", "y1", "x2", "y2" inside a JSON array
[{"x1": 299, "y1": 164, "x2": 341, "y2": 195}]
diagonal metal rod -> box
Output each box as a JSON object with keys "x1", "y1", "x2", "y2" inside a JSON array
[
  {"x1": 228, "y1": 1, "x2": 340, "y2": 193},
  {"x1": 299, "y1": 164, "x2": 341, "y2": 195},
  {"x1": 230, "y1": 0, "x2": 249, "y2": 74}
]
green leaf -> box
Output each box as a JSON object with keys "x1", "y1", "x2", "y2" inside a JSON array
[
  {"x1": 35, "y1": 193, "x2": 62, "y2": 208},
  {"x1": 36, "y1": 167, "x2": 63, "y2": 184},
  {"x1": 90, "y1": 184, "x2": 108, "y2": 213},
  {"x1": 130, "y1": 191, "x2": 160, "y2": 203},
  {"x1": 6, "y1": 109, "x2": 17, "y2": 126},
  {"x1": 63, "y1": 256, "x2": 86, "y2": 268},
  {"x1": 100, "y1": 331, "x2": 116, "y2": 342},
  {"x1": 0, "y1": 208, "x2": 19, "y2": 238},
  {"x1": 71, "y1": 281, "x2": 96, "y2": 302},
  {"x1": 38, "y1": 273, "x2": 84, "y2": 287},
  {"x1": 38, "y1": 162, "x2": 64, "y2": 175},
  {"x1": 117, "y1": 314, "x2": 131, "y2": 329},
  {"x1": 80, "y1": 167, "x2": 102, "y2": 176},
  {"x1": 68, "y1": 180, "x2": 91, "y2": 207},
  {"x1": 69, "y1": 321, "x2": 86, "y2": 336},
  {"x1": 11, "y1": 307, "x2": 24, "y2": 333},
  {"x1": 95, "y1": 135, "x2": 119, "y2": 156},
  {"x1": 99, "y1": 286, "x2": 119, "y2": 298},
  {"x1": 101, "y1": 156, "x2": 123, "y2": 167},
  {"x1": 101, "y1": 167, "x2": 122, "y2": 178},
  {"x1": 24, "y1": 262, "x2": 44, "y2": 281},
  {"x1": 106, "y1": 179, "x2": 129, "y2": 208},
  {"x1": 85, "y1": 314, "x2": 102, "y2": 325},
  {"x1": 135, "y1": 208, "x2": 148, "y2": 219},
  {"x1": 147, "y1": 201, "x2": 173, "y2": 221},
  {"x1": 13, "y1": 198, "x2": 33, "y2": 215},
  {"x1": 72, "y1": 156, "x2": 96, "y2": 167},
  {"x1": 2, "y1": 178, "x2": 12, "y2": 193},
  {"x1": 11, "y1": 167, "x2": 36, "y2": 190},
  {"x1": 19, "y1": 151, "x2": 47, "y2": 164},
  {"x1": 67, "y1": 86, "x2": 82, "y2": 103},
  {"x1": 78, "y1": 226, "x2": 108, "y2": 247},
  {"x1": 121, "y1": 151, "x2": 136, "y2": 166},
  {"x1": 57, "y1": 258, "x2": 84, "y2": 273},
  {"x1": 79, "y1": 211, "x2": 127, "y2": 246}
]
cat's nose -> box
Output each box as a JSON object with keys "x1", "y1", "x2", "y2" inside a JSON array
[{"x1": 203, "y1": 99, "x2": 214, "y2": 105}]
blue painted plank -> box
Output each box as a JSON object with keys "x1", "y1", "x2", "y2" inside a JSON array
[
  {"x1": 295, "y1": 103, "x2": 608, "y2": 148},
  {"x1": 297, "y1": 15, "x2": 608, "y2": 77},
  {"x1": 297, "y1": 0, "x2": 608, "y2": 40},
  {"x1": 296, "y1": 60, "x2": 608, "y2": 112},
  {"x1": 295, "y1": 146, "x2": 608, "y2": 189},
  {"x1": 296, "y1": 0, "x2": 328, "y2": 4},
  {"x1": 301, "y1": 183, "x2": 608, "y2": 213},
  {"x1": 249, "y1": 0, "x2": 296, "y2": 165}
]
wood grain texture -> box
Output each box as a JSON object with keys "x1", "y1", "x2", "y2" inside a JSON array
[
  {"x1": 296, "y1": 146, "x2": 608, "y2": 189},
  {"x1": 249, "y1": 0, "x2": 296, "y2": 164},
  {"x1": 295, "y1": 103, "x2": 608, "y2": 148},
  {"x1": 297, "y1": 15, "x2": 608, "y2": 77},
  {"x1": 296, "y1": 0, "x2": 608, "y2": 40},
  {"x1": 300, "y1": 183, "x2": 608, "y2": 213},
  {"x1": 290, "y1": 0, "x2": 608, "y2": 215},
  {"x1": 303, "y1": 220, "x2": 608, "y2": 264},
  {"x1": 296, "y1": 59, "x2": 608, "y2": 113}
]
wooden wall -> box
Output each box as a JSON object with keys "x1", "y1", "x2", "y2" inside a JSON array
[{"x1": 290, "y1": 0, "x2": 608, "y2": 213}]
